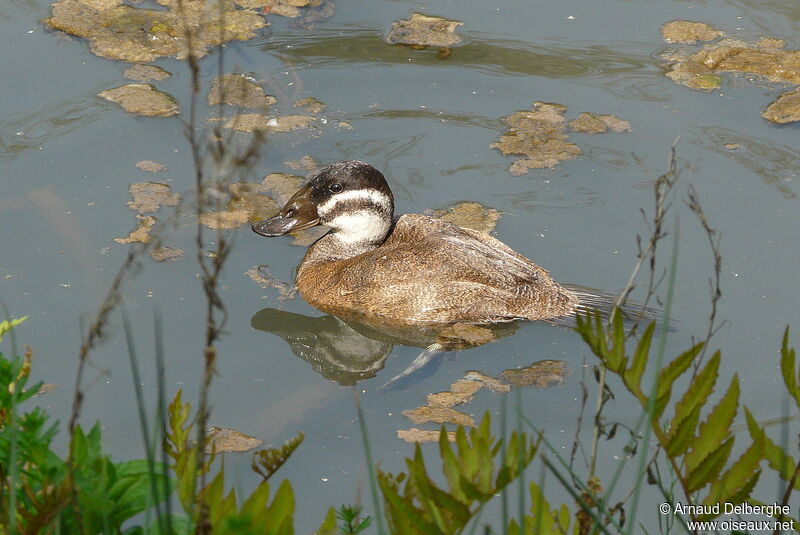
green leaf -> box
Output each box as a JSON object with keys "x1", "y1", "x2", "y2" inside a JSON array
[
  {"x1": 378, "y1": 471, "x2": 442, "y2": 535},
  {"x1": 408, "y1": 454, "x2": 471, "y2": 531},
  {"x1": 175, "y1": 447, "x2": 198, "y2": 512},
  {"x1": 685, "y1": 374, "x2": 739, "y2": 476},
  {"x1": 529, "y1": 481, "x2": 560, "y2": 534},
  {"x1": 668, "y1": 351, "x2": 720, "y2": 452},
  {"x1": 654, "y1": 342, "x2": 704, "y2": 419},
  {"x1": 665, "y1": 404, "x2": 701, "y2": 458},
  {"x1": 607, "y1": 309, "x2": 625, "y2": 372},
  {"x1": 780, "y1": 327, "x2": 800, "y2": 409},
  {"x1": 575, "y1": 310, "x2": 607, "y2": 361},
  {"x1": 317, "y1": 507, "x2": 337, "y2": 535},
  {"x1": 0, "y1": 316, "x2": 27, "y2": 343},
  {"x1": 745, "y1": 408, "x2": 800, "y2": 490},
  {"x1": 623, "y1": 321, "x2": 655, "y2": 396},
  {"x1": 70, "y1": 425, "x2": 89, "y2": 465},
  {"x1": 686, "y1": 436, "x2": 734, "y2": 493},
  {"x1": 266, "y1": 479, "x2": 295, "y2": 532},
  {"x1": 471, "y1": 415, "x2": 495, "y2": 493},
  {"x1": 252, "y1": 432, "x2": 304, "y2": 482},
  {"x1": 109, "y1": 460, "x2": 170, "y2": 520},
  {"x1": 703, "y1": 414, "x2": 763, "y2": 508},
  {"x1": 205, "y1": 470, "x2": 228, "y2": 526},
  {"x1": 455, "y1": 425, "x2": 478, "y2": 484},
  {"x1": 439, "y1": 426, "x2": 465, "y2": 502},
  {"x1": 240, "y1": 481, "x2": 271, "y2": 523}
]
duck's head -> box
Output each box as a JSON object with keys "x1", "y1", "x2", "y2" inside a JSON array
[{"x1": 252, "y1": 160, "x2": 395, "y2": 248}]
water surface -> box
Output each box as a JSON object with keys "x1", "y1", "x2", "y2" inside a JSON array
[{"x1": 2, "y1": 0, "x2": 799, "y2": 529}]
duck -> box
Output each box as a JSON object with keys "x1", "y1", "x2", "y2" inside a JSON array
[{"x1": 252, "y1": 160, "x2": 595, "y2": 327}]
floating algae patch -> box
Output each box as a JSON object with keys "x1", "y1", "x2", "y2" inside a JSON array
[
  {"x1": 150, "y1": 245, "x2": 183, "y2": 261},
  {"x1": 98, "y1": 84, "x2": 178, "y2": 117},
  {"x1": 397, "y1": 428, "x2": 457, "y2": 444},
  {"x1": 270, "y1": 4, "x2": 300, "y2": 17},
  {"x1": 33, "y1": 383, "x2": 59, "y2": 397},
  {"x1": 462, "y1": 370, "x2": 511, "y2": 393},
  {"x1": 426, "y1": 379, "x2": 483, "y2": 408},
  {"x1": 206, "y1": 426, "x2": 263, "y2": 454},
  {"x1": 136, "y1": 160, "x2": 166, "y2": 173},
  {"x1": 246, "y1": 265, "x2": 297, "y2": 300},
  {"x1": 208, "y1": 73, "x2": 276, "y2": 109},
  {"x1": 491, "y1": 102, "x2": 581, "y2": 175},
  {"x1": 269, "y1": 115, "x2": 317, "y2": 132},
  {"x1": 199, "y1": 182, "x2": 279, "y2": 229},
  {"x1": 757, "y1": 37, "x2": 785, "y2": 49},
  {"x1": 762, "y1": 88, "x2": 800, "y2": 124},
  {"x1": 402, "y1": 405, "x2": 475, "y2": 427},
  {"x1": 44, "y1": 0, "x2": 267, "y2": 63},
  {"x1": 115, "y1": 214, "x2": 155, "y2": 244},
  {"x1": 387, "y1": 13, "x2": 462, "y2": 48},
  {"x1": 663, "y1": 39, "x2": 800, "y2": 87},
  {"x1": 124, "y1": 64, "x2": 171, "y2": 82},
  {"x1": 500, "y1": 360, "x2": 570, "y2": 389},
  {"x1": 661, "y1": 24, "x2": 800, "y2": 122},
  {"x1": 236, "y1": 0, "x2": 311, "y2": 17},
  {"x1": 221, "y1": 114, "x2": 317, "y2": 133},
  {"x1": 661, "y1": 20, "x2": 722, "y2": 44},
  {"x1": 429, "y1": 202, "x2": 502, "y2": 234},
  {"x1": 569, "y1": 112, "x2": 632, "y2": 134},
  {"x1": 293, "y1": 97, "x2": 325, "y2": 114},
  {"x1": 289, "y1": 0, "x2": 335, "y2": 28},
  {"x1": 568, "y1": 113, "x2": 608, "y2": 134},
  {"x1": 127, "y1": 181, "x2": 179, "y2": 213},
  {"x1": 199, "y1": 209, "x2": 250, "y2": 229},
  {"x1": 396, "y1": 371, "x2": 504, "y2": 442},
  {"x1": 261, "y1": 172, "x2": 305, "y2": 201},
  {"x1": 222, "y1": 113, "x2": 270, "y2": 132},
  {"x1": 228, "y1": 183, "x2": 280, "y2": 221},
  {"x1": 284, "y1": 155, "x2": 318, "y2": 171}
]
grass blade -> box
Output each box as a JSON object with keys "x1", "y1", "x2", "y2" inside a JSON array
[{"x1": 352, "y1": 387, "x2": 386, "y2": 535}]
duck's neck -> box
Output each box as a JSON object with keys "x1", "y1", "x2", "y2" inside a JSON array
[
  {"x1": 311, "y1": 190, "x2": 394, "y2": 261},
  {"x1": 307, "y1": 213, "x2": 390, "y2": 262}
]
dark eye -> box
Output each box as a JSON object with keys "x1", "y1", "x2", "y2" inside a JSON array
[{"x1": 329, "y1": 183, "x2": 343, "y2": 193}]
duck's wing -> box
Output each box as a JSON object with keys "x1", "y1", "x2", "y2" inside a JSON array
[{"x1": 391, "y1": 214, "x2": 551, "y2": 287}]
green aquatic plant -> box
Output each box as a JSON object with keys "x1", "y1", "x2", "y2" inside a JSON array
[
  {"x1": 9, "y1": 309, "x2": 800, "y2": 535},
  {"x1": 575, "y1": 310, "x2": 764, "y2": 525},
  {"x1": 0, "y1": 318, "x2": 170, "y2": 535},
  {"x1": 0, "y1": 317, "x2": 27, "y2": 344},
  {"x1": 335, "y1": 505, "x2": 372, "y2": 535},
  {"x1": 377, "y1": 414, "x2": 538, "y2": 535},
  {"x1": 744, "y1": 328, "x2": 800, "y2": 526},
  {"x1": 165, "y1": 390, "x2": 321, "y2": 534}
]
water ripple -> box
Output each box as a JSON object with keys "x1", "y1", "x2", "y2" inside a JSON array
[
  {"x1": 265, "y1": 28, "x2": 670, "y2": 102},
  {"x1": 689, "y1": 125, "x2": 799, "y2": 200},
  {"x1": 0, "y1": 96, "x2": 103, "y2": 162}
]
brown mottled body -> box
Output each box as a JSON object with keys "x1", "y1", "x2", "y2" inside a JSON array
[{"x1": 296, "y1": 214, "x2": 578, "y2": 324}]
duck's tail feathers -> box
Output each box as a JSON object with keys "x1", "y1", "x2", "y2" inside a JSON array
[{"x1": 553, "y1": 284, "x2": 677, "y2": 332}]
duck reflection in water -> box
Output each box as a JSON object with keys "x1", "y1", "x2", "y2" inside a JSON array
[{"x1": 250, "y1": 308, "x2": 517, "y2": 389}]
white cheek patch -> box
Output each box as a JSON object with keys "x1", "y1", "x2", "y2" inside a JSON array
[
  {"x1": 326, "y1": 211, "x2": 390, "y2": 243},
  {"x1": 317, "y1": 189, "x2": 391, "y2": 217}
]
